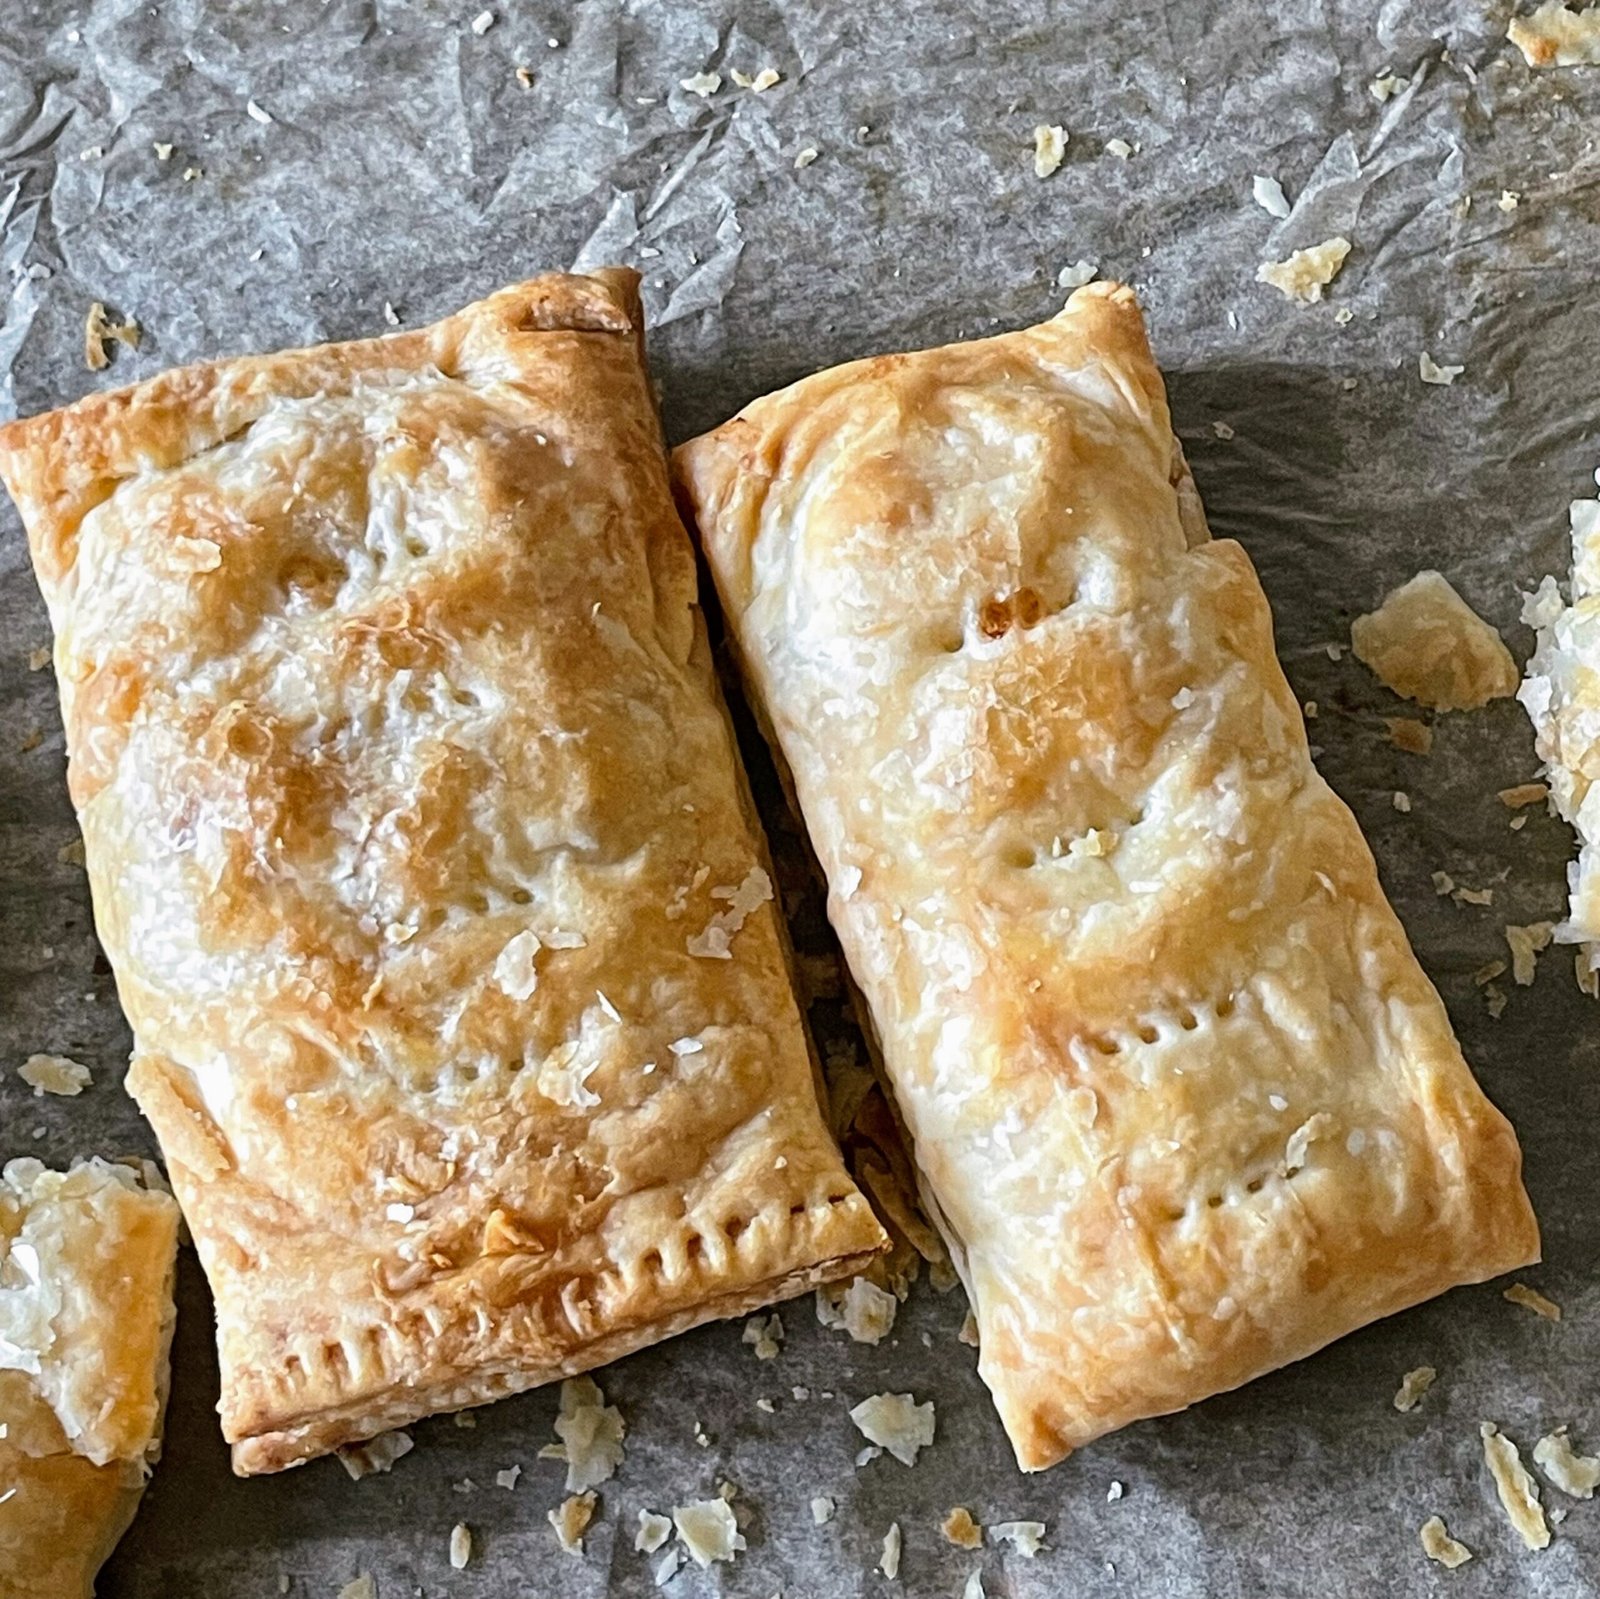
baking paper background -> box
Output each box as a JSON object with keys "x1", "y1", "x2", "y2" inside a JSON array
[{"x1": 1, "y1": 0, "x2": 1597, "y2": 1593}]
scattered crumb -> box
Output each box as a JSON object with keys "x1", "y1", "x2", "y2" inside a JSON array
[
  {"x1": 1485, "y1": 983, "x2": 1509, "y2": 1018},
  {"x1": 1394, "y1": 1366, "x2": 1437, "y2": 1412},
  {"x1": 552, "y1": 1376, "x2": 625, "y2": 1492},
  {"x1": 245, "y1": 98, "x2": 274, "y2": 125},
  {"x1": 1057, "y1": 259, "x2": 1097, "y2": 289},
  {"x1": 337, "y1": 1429, "x2": 414, "y2": 1480},
  {"x1": 636, "y1": 1509, "x2": 672, "y2": 1553},
  {"x1": 18, "y1": 728, "x2": 42, "y2": 753},
  {"x1": 84, "y1": 301, "x2": 140, "y2": 370},
  {"x1": 1453, "y1": 884, "x2": 1493, "y2": 907},
  {"x1": 817, "y1": 1277, "x2": 898, "y2": 1345},
  {"x1": 1481, "y1": 1423, "x2": 1551, "y2": 1550},
  {"x1": 793, "y1": 146, "x2": 819, "y2": 169},
  {"x1": 1386, "y1": 718, "x2": 1433, "y2": 754},
  {"x1": 382, "y1": 300, "x2": 400, "y2": 327},
  {"x1": 1212, "y1": 420, "x2": 1236, "y2": 440},
  {"x1": 548, "y1": 1492, "x2": 596, "y2": 1554},
  {"x1": 1534, "y1": 1428, "x2": 1600, "y2": 1498},
  {"x1": 1505, "y1": 922, "x2": 1556, "y2": 986},
  {"x1": 1474, "y1": 960, "x2": 1508, "y2": 986},
  {"x1": 495, "y1": 1464, "x2": 521, "y2": 1490},
  {"x1": 182, "y1": 166, "x2": 201, "y2": 181},
  {"x1": 470, "y1": 8, "x2": 495, "y2": 34},
  {"x1": 855, "y1": 1444, "x2": 882, "y2": 1467},
  {"x1": 1433, "y1": 871, "x2": 1456, "y2": 896},
  {"x1": 515, "y1": 63, "x2": 534, "y2": 88},
  {"x1": 1503, "y1": 1282, "x2": 1561, "y2": 1320},
  {"x1": 673, "y1": 1497, "x2": 746, "y2": 1567},
  {"x1": 850, "y1": 1393, "x2": 936, "y2": 1466},
  {"x1": 1420, "y1": 353, "x2": 1465, "y2": 386},
  {"x1": 1252, "y1": 174, "x2": 1291, "y2": 218},
  {"x1": 1499, "y1": 783, "x2": 1549, "y2": 808},
  {"x1": 153, "y1": 141, "x2": 173, "y2": 160},
  {"x1": 1578, "y1": 952, "x2": 1599, "y2": 997},
  {"x1": 1256, "y1": 237, "x2": 1351, "y2": 303},
  {"x1": 1370, "y1": 69, "x2": 1409, "y2": 100},
  {"x1": 958, "y1": 1310, "x2": 979, "y2": 1347},
  {"x1": 680, "y1": 70, "x2": 721, "y2": 96},
  {"x1": 1420, "y1": 1515, "x2": 1473, "y2": 1568},
  {"x1": 18, "y1": 1054, "x2": 90, "y2": 1097},
  {"x1": 337, "y1": 1580, "x2": 375, "y2": 1599},
  {"x1": 1105, "y1": 137, "x2": 1134, "y2": 159},
  {"x1": 1333, "y1": 306, "x2": 1355, "y2": 325},
  {"x1": 755, "y1": 1397, "x2": 775, "y2": 1413},
  {"x1": 811, "y1": 1496, "x2": 835, "y2": 1525},
  {"x1": 1509, "y1": 2, "x2": 1600, "y2": 67},
  {"x1": 742, "y1": 1312, "x2": 784, "y2": 1360},
  {"x1": 27, "y1": 646, "x2": 50, "y2": 672},
  {"x1": 943, "y1": 1507, "x2": 982, "y2": 1548},
  {"x1": 1107, "y1": 1480, "x2": 1125, "y2": 1502},
  {"x1": 1393, "y1": 791, "x2": 1412, "y2": 813},
  {"x1": 1032, "y1": 124, "x2": 1067, "y2": 178},
  {"x1": 1500, "y1": 188, "x2": 1522, "y2": 211},
  {"x1": 449, "y1": 1524, "x2": 472, "y2": 1569},
  {"x1": 730, "y1": 66, "x2": 782, "y2": 91},
  {"x1": 879, "y1": 1523, "x2": 902, "y2": 1579},
  {"x1": 989, "y1": 1521, "x2": 1046, "y2": 1557},
  {"x1": 1351, "y1": 571, "x2": 1518, "y2": 711}
]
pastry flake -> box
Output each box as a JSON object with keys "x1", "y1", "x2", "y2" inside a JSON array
[
  {"x1": 1351, "y1": 571, "x2": 1518, "y2": 710},
  {"x1": 1509, "y1": 2, "x2": 1600, "y2": 66},
  {"x1": 0, "y1": 268, "x2": 885, "y2": 1476},
  {"x1": 1481, "y1": 1422, "x2": 1551, "y2": 1550},
  {"x1": 0, "y1": 1158, "x2": 180, "y2": 1599},
  {"x1": 673, "y1": 282, "x2": 1540, "y2": 1470}
]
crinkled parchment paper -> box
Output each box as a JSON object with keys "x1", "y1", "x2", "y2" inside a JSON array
[{"x1": 1, "y1": 1, "x2": 1597, "y2": 1594}]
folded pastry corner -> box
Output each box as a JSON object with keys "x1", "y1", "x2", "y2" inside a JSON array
[
  {"x1": 0, "y1": 267, "x2": 884, "y2": 1475},
  {"x1": 673, "y1": 280, "x2": 1540, "y2": 1471},
  {"x1": 0, "y1": 1158, "x2": 181, "y2": 1599}
]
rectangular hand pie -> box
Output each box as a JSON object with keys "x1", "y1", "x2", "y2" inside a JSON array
[
  {"x1": 673, "y1": 282, "x2": 1540, "y2": 1471},
  {"x1": 0, "y1": 269, "x2": 884, "y2": 1475},
  {"x1": 0, "y1": 1158, "x2": 180, "y2": 1599}
]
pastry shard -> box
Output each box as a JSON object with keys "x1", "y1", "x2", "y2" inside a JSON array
[
  {"x1": 673, "y1": 282, "x2": 1539, "y2": 1470},
  {"x1": 0, "y1": 1159, "x2": 180, "y2": 1599},
  {"x1": 0, "y1": 269, "x2": 883, "y2": 1475}
]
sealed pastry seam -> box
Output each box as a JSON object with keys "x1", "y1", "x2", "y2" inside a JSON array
[
  {"x1": 0, "y1": 267, "x2": 885, "y2": 1475},
  {"x1": 673, "y1": 281, "x2": 1539, "y2": 1471}
]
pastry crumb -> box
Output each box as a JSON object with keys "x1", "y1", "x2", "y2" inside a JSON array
[
  {"x1": 1105, "y1": 137, "x2": 1134, "y2": 159},
  {"x1": 1394, "y1": 1365, "x2": 1437, "y2": 1412},
  {"x1": 811, "y1": 1495, "x2": 835, "y2": 1525},
  {"x1": 1352, "y1": 571, "x2": 1518, "y2": 711},
  {"x1": 1577, "y1": 952, "x2": 1599, "y2": 997},
  {"x1": 850, "y1": 1393, "x2": 935, "y2": 1465},
  {"x1": 1370, "y1": 69, "x2": 1409, "y2": 100},
  {"x1": 18, "y1": 1053, "x2": 90, "y2": 1097},
  {"x1": 1485, "y1": 982, "x2": 1509, "y2": 1018},
  {"x1": 1499, "y1": 188, "x2": 1522, "y2": 211},
  {"x1": 337, "y1": 1580, "x2": 376, "y2": 1599},
  {"x1": 989, "y1": 1520, "x2": 1046, "y2": 1557},
  {"x1": 337, "y1": 1428, "x2": 414, "y2": 1479},
  {"x1": 1504, "y1": 922, "x2": 1555, "y2": 986},
  {"x1": 1452, "y1": 884, "x2": 1493, "y2": 907},
  {"x1": 817, "y1": 1276, "x2": 898, "y2": 1344},
  {"x1": 27, "y1": 645, "x2": 50, "y2": 671},
  {"x1": 680, "y1": 70, "x2": 721, "y2": 96},
  {"x1": 636, "y1": 1509, "x2": 672, "y2": 1552},
  {"x1": 1420, "y1": 353, "x2": 1465, "y2": 386},
  {"x1": 1251, "y1": 174, "x2": 1291, "y2": 218},
  {"x1": 245, "y1": 98, "x2": 274, "y2": 124},
  {"x1": 1107, "y1": 1480, "x2": 1125, "y2": 1502},
  {"x1": 1509, "y1": 2, "x2": 1600, "y2": 66},
  {"x1": 1473, "y1": 960, "x2": 1508, "y2": 986},
  {"x1": 942, "y1": 1507, "x2": 982, "y2": 1548},
  {"x1": 84, "y1": 301, "x2": 140, "y2": 370},
  {"x1": 958, "y1": 1310, "x2": 979, "y2": 1347},
  {"x1": 552, "y1": 1375, "x2": 625, "y2": 1492},
  {"x1": 879, "y1": 1523, "x2": 902, "y2": 1579},
  {"x1": 1503, "y1": 1281, "x2": 1561, "y2": 1320},
  {"x1": 469, "y1": 8, "x2": 495, "y2": 34},
  {"x1": 548, "y1": 1491, "x2": 596, "y2": 1554},
  {"x1": 449, "y1": 1523, "x2": 472, "y2": 1569},
  {"x1": 742, "y1": 1312, "x2": 784, "y2": 1359},
  {"x1": 672, "y1": 1497, "x2": 746, "y2": 1567},
  {"x1": 1481, "y1": 1422, "x2": 1551, "y2": 1550},
  {"x1": 1499, "y1": 782, "x2": 1548, "y2": 808},
  {"x1": 1032, "y1": 124, "x2": 1067, "y2": 177},
  {"x1": 793, "y1": 146, "x2": 819, "y2": 169},
  {"x1": 1057, "y1": 259, "x2": 1097, "y2": 289},
  {"x1": 1533, "y1": 1427, "x2": 1600, "y2": 1498},
  {"x1": 1385, "y1": 718, "x2": 1433, "y2": 754},
  {"x1": 755, "y1": 1397, "x2": 774, "y2": 1412},
  {"x1": 1420, "y1": 1515, "x2": 1473, "y2": 1568},
  {"x1": 495, "y1": 1464, "x2": 520, "y2": 1489},
  {"x1": 1392, "y1": 791, "x2": 1411, "y2": 813},
  {"x1": 1256, "y1": 237, "x2": 1351, "y2": 304}
]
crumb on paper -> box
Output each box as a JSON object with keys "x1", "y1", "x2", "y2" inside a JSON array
[
  {"x1": 793, "y1": 146, "x2": 819, "y2": 169},
  {"x1": 1370, "y1": 69, "x2": 1409, "y2": 100},
  {"x1": 879, "y1": 1523, "x2": 902, "y2": 1579},
  {"x1": 1503, "y1": 1281, "x2": 1561, "y2": 1320},
  {"x1": 742, "y1": 1312, "x2": 784, "y2": 1359},
  {"x1": 1481, "y1": 1423, "x2": 1552, "y2": 1550},
  {"x1": 549, "y1": 1491, "x2": 596, "y2": 1554},
  {"x1": 495, "y1": 1464, "x2": 520, "y2": 1489},
  {"x1": 449, "y1": 1524, "x2": 472, "y2": 1569},
  {"x1": 18, "y1": 1053, "x2": 90, "y2": 1097},
  {"x1": 245, "y1": 98, "x2": 274, "y2": 124},
  {"x1": 1509, "y1": 2, "x2": 1600, "y2": 66},
  {"x1": 1420, "y1": 1515, "x2": 1474, "y2": 1568},
  {"x1": 1394, "y1": 1366, "x2": 1437, "y2": 1412},
  {"x1": 1505, "y1": 922, "x2": 1556, "y2": 986},
  {"x1": 1033, "y1": 123, "x2": 1067, "y2": 177},
  {"x1": 811, "y1": 1495, "x2": 835, "y2": 1525},
  {"x1": 1500, "y1": 188, "x2": 1522, "y2": 211},
  {"x1": 680, "y1": 70, "x2": 721, "y2": 97},
  {"x1": 636, "y1": 1509, "x2": 672, "y2": 1552},
  {"x1": 337, "y1": 1428, "x2": 414, "y2": 1480},
  {"x1": 1578, "y1": 952, "x2": 1599, "y2": 997},
  {"x1": 1386, "y1": 717, "x2": 1433, "y2": 754},
  {"x1": 1420, "y1": 352, "x2": 1465, "y2": 386},
  {"x1": 1252, "y1": 174, "x2": 1291, "y2": 217},
  {"x1": 382, "y1": 300, "x2": 400, "y2": 327},
  {"x1": 1057, "y1": 259, "x2": 1097, "y2": 289},
  {"x1": 1256, "y1": 237, "x2": 1351, "y2": 303},
  {"x1": 730, "y1": 66, "x2": 781, "y2": 91},
  {"x1": 755, "y1": 1397, "x2": 774, "y2": 1412},
  {"x1": 1212, "y1": 420, "x2": 1236, "y2": 440},
  {"x1": 1499, "y1": 783, "x2": 1548, "y2": 808},
  {"x1": 1485, "y1": 983, "x2": 1509, "y2": 1018},
  {"x1": 27, "y1": 646, "x2": 50, "y2": 671},
  {"x1": 1393, "y1": 791, "x2": 1411, "y2": 813},
  {"x1": 182, "y1": 166, "x2": 201, "y2": 181},
  {"x1": 816, "y1": 1276, "x2": 898, "y2": 1345},
  {"x1": 552, "y1": 1375, "x2": 625, "y2": 1492},
  {"x1": 989, "y1": 1521, "x2": 1046, "y2": 1557},
  {"x1": 672, "y1": 1497, "x2": 746, "y2": 1567},
  {"x1": 337, "y1": 1580, "x2": 376, "y2": 1599},
  {"x1": 1533, "y1": 1428, "x2": 1600, "y2": 1498},
  {"x1": 1474, "y1": 960, "x2": 1508, "y2": 986},
  {"x1": 1453, "y1": 884, "x2": 1493, "y2": 907},
  {"x1": 153, "y1": 141, "x2": 173, "y2": 160},
  {"x1": 849, "y1": 1393, "x2": 936, "y2": 1465},
  {"x1": 1105, "y1": 136, "x2": 1134, "y2": 158},
  {"x1": 1107, "y1": 1480, "x2": 1125, "y2": 1501},
  {"x1": 1351, "y1": 571, "x2": 1518, "y2": 711},
  {"x1": 515, "y1": 63, "x2": 534, "y2": 88},
  {"x1": 84, "y1": 301, "x2": 140, "y2": 371},
  {"x1": 943, "y1": 1507, "x2": 982, "y2": 1548},
  {"x1": 470, "y1": 8, "x2": 495, "y2": 34}
]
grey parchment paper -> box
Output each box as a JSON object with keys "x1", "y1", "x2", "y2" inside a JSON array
[{"x1": 1, "y1": 1, "x2": 1597, "y2": 1594}]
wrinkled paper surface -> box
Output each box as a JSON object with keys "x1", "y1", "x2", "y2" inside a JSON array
[{"x1": 1, "y1": 1, "x2": 1597, "y2": 1594}]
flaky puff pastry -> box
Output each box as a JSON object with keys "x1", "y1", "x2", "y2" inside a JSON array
[
  {"x1": 673, "y1": 282, "x2": 1539, "y2": 1471},
  {"x1": 0, "y1": 1159, "x2": 180, "y2": 1599},
  {"x1": 0, "y1": 269, "x2": 884, "y2": 1475}
]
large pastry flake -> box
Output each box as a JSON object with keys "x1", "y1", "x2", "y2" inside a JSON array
[
  {"x1": 0, "y1": 1158, "x2": 180, "y2": 1599},
  {"x1": 673, "y1": 282, "x2": 1540, "y2": 1471},
  {"x1": 0, "y1": 269, "x2": 884, "y2": 1475}
]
